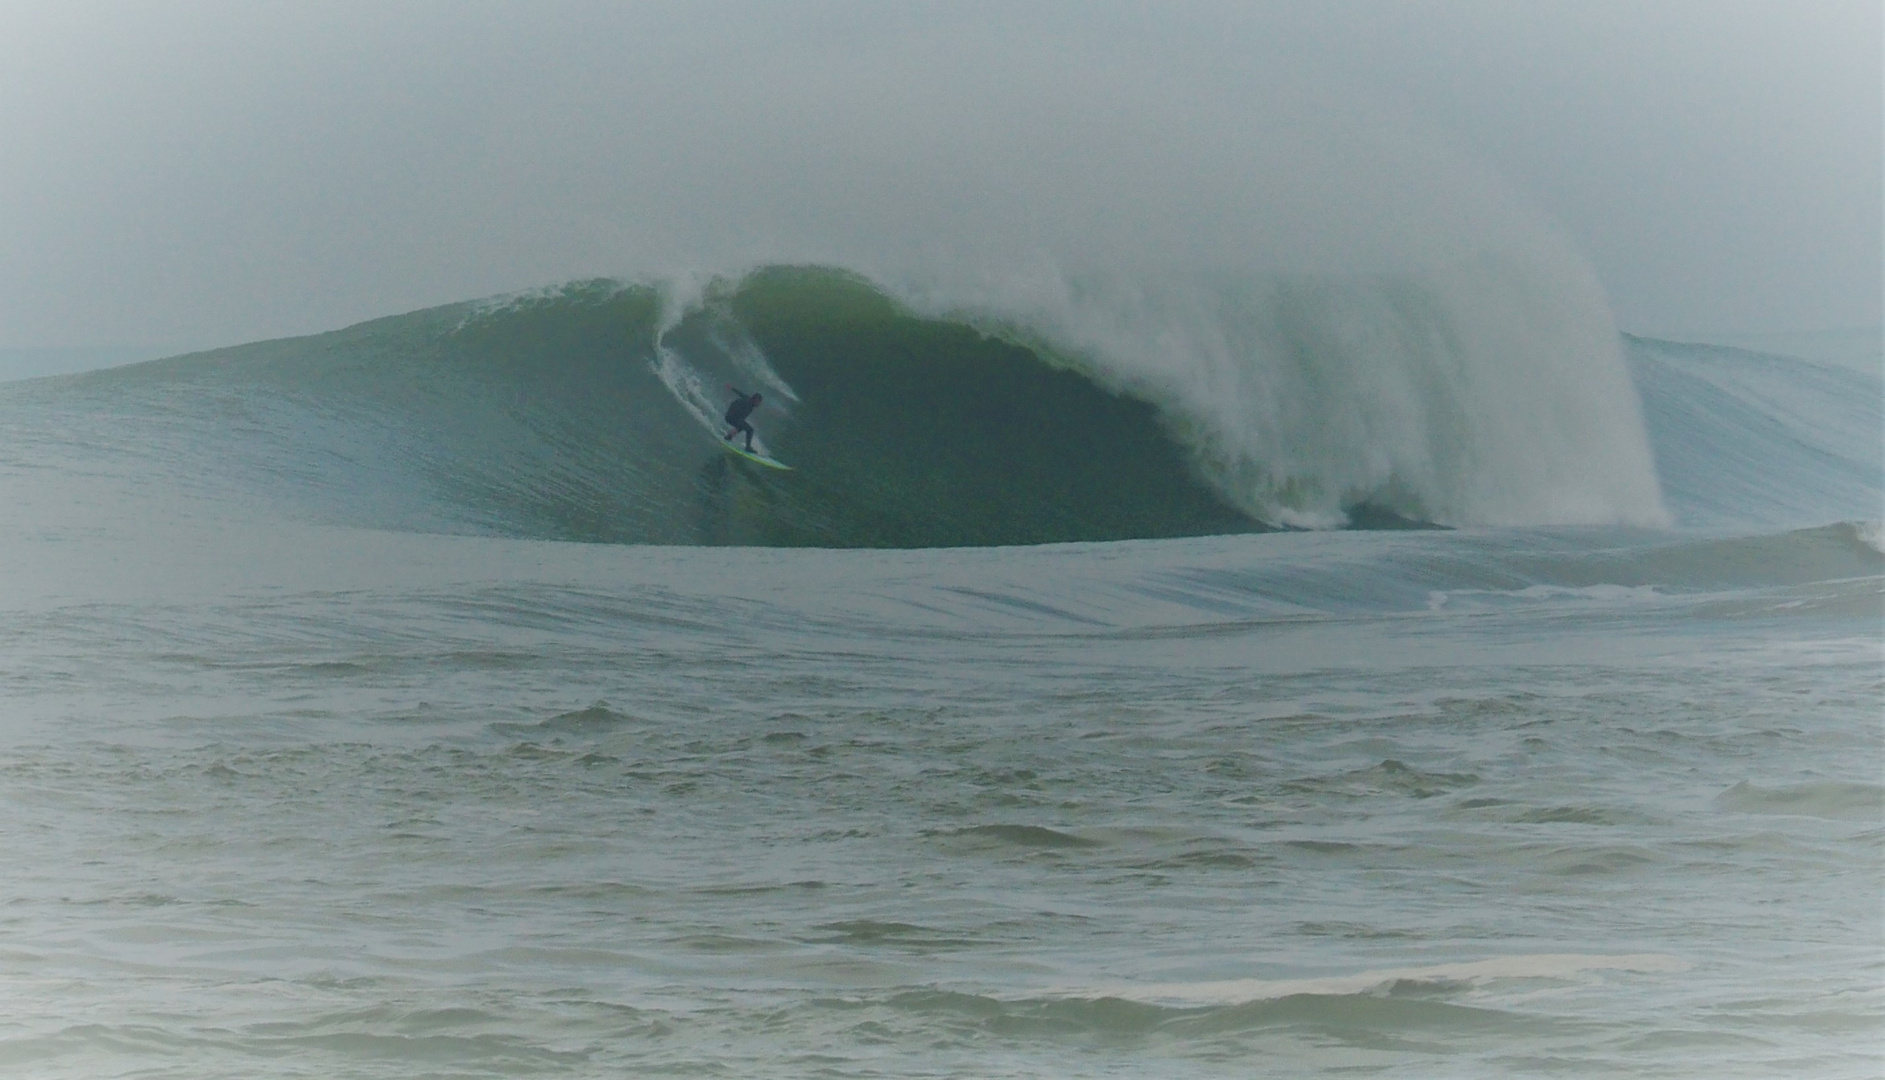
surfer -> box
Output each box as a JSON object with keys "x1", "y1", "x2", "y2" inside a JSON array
[{"x1": 723, "y1": 386, "x2": 763, "y2": 452}]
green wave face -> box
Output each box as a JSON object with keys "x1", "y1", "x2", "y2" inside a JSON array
[
  {"x1": 706, "y1": 268, "x2": 1260, "y2": 547},
  {"x1": 40, "y1": 269, "x2": 1263, "y2": 548}
]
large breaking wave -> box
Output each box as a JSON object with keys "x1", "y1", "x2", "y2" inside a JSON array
[{"x1": 4, "y1": 266, "x2": 1875, "y2": 547}]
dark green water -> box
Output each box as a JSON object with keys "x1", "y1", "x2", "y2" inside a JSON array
[
  {"x1": 711, "y1": 268, "x2": 1259, "y2": 546},
  {"x1": 58, "y1": 270, "x2": 1264, "y2": 547}
]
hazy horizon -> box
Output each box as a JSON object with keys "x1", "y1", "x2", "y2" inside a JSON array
[{"x1": 3, "y1": 1, "x2": 1877, "y2": 361}]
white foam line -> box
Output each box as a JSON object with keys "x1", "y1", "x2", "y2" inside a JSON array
[
  {"x1": 1052, "y1": 953, "x2": 1689, "y2": 1006},
  {"x1": 651, "y1": 347, "x2": 742, "y2": 446},
  {"x1": 648, "y1": 270, "x2": 796, "y2": 452},
  {"x1": 708, "y1": 322, "x2": 801, "y2": 404}
]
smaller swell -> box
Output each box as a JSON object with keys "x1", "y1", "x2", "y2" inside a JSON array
[
  {"x1": 1628, "y1": 336, "x2": 1883, "y2": 529},
  {"x1": 1716, "y1": 780, "x2": 1885, "y2": 821},
  {"x1": 1046, "y1": 952, "x2": 1688, "y2": 1008}
]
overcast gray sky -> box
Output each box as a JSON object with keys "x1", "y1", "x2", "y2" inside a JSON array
[{"x1": 1, "y1": 0, "x2": 1877, "y2": 354}]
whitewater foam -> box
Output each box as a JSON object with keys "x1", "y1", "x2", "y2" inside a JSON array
[{"x1": 883, "y1": 253, "x2": 1669, "y2": 529}]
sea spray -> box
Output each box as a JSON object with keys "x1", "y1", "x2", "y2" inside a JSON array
[{"x1": 883, "y1": 253, "x2": 1668, "y2": 529}]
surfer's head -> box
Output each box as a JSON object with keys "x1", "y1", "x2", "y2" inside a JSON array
[{"x1": 751, "y1": 393, "x2": 763, "y2": 404}]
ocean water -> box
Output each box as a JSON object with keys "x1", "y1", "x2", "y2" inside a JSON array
[{"x1": 0, "y1": 271, "x2": 1880, "y2": 1077}]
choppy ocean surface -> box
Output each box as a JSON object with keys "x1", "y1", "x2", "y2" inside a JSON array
[{"x1": 0, "y1": 273, "x2": 1880, "y2": 1077}]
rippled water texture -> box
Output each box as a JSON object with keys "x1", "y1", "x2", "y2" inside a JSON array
[{"x1": 1, "y1": 486, "x2": 1879, "y2": 1076}]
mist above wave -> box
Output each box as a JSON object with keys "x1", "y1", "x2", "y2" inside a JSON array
[{"x1": 882, "y1": 257, "x2": 1665, "y2": 528}]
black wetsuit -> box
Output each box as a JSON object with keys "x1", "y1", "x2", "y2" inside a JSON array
[{"x1": 724, "y1": 389, "x2": 759, "y2": 450}]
